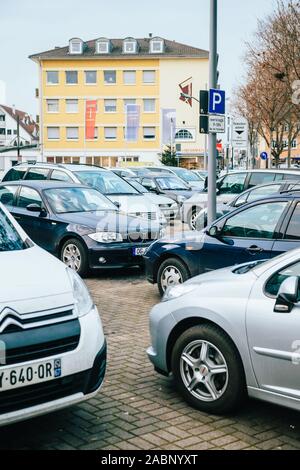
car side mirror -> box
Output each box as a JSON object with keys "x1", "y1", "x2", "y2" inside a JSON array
[
  {"x1": 208, "y1": 225, "x2": 222, "y2": 238},
  {"x1": 274, "y1": 277, "x2": 300, "y2": 313},
  {"x1": 26, "y1": 203, "x2": 43, "y2": 213}
]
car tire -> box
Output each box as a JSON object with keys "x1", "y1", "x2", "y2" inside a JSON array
[
  {"x1": 171, "y1": 324, "x2": 246, "y2": 414},
  {"x1": 188, "y1": 208, "x2": 199, "y2": 231},
  {"x1": 60, "y1": 238, "x2": 89, "y2": 277},
  {"x1": 157, "y1": 257, "x2": 190, "y2": 296}
]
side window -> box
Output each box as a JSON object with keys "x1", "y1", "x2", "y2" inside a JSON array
[
  {"x1": 17, "y1": 187, "x2": 43, "y2": 209},
  {"x1": 265, "y1": 261, "x2": 300, "y2": 298},
  {"x1": 50, "y1": 170, "x2": 73, "y2": 182},
  {"x1": 222, "y1": 202, "x2": 288, "y2": 239},
  {"x1": 218, "y1": 173, "x2": 247, "y2": 195},
  {"x1": 25, "y1": 168, "x2": 49, "y2": 181},
  {"x1": 247, "y1": 184, "x2": 282, "y2": 203},
  {"x1": 282, "y1": 173, "x2": 300, "y2": 181},
  {"x1": 287, "y1": 183, "x2": 300, "y2": 192},
  {"x1": 2, "y1": 167, "x2": 27, "y2": 182},
  {"x1": 248, "y1": 172, "x2": 276, "y2": 189},
  {"x1": 0, "y1": 186, "x2": 18, "y2": 207},
  {"x1": 285, "y1": 203, "x2": 300, "y2": 240},
  {"x1": 232, "y1": 193, "x2": 249, "y2": 208},
  {"x1": 142, "y1": 178, "x2": 156, "y2": 190}
]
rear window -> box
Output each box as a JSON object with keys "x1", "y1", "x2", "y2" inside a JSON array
[
  {"x1": 25, "y1": 168, "x2": 49, "y2": 181},
  {"x1": 0, "y1": 207, "x2": 26, "y2": 252},
  {"x1": 2, "y1": 167, "x2": 27, "y2": 182}
]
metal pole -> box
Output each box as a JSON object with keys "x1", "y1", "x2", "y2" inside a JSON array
[
  {"x1": 17, "y1": 115, "x2": 21, "y2": 162},
  {"x1": 207, "y1": 0, "x2": 218, "y2": 225}
]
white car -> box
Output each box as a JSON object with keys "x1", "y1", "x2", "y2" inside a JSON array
[{"x1": 0, "y1": 202, "x2": 106, "y2": 426}]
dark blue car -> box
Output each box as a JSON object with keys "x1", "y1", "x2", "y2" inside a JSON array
[
  {"x1": 0, "y1": 181, "x2": 162, "y2": 277},
  {"x1": 145, "y1": 190, "x2": 300, "y2": 295}
]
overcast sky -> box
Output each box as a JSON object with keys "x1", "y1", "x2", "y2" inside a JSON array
[{"x1": 0, "y1": 0, "x2": 275, "y2": 116}]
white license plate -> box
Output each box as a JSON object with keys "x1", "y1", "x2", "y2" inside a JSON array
[
  {"x1": 0, "y1": 358, "x2": 62, "y2": 392},
  {"x1": 133, "y1": 247, "x2": 147, "y2": 256}
]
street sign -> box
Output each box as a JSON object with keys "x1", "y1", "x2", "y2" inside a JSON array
[
  {"x1": 260, "y1": 152, "x2": 268, "y2": 161},
  {"x1": 209, "y1": 89, "x2": 226, "y2": 115},
  {"x1": 232, "y1": 117, "x2": 248, "y2": 148},
  {"x1": 209, "y1": 115, "x2": 225, "y2": 134}
]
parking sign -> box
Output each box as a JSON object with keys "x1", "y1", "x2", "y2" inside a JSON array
[{"x1": 209, "y1": 89, "x2": 226, "y2": 115}]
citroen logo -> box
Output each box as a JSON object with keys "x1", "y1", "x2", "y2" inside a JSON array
[{"x1": 0, "y1": 307, "x2": 25, "y2": 333}]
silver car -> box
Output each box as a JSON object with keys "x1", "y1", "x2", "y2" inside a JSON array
[{"x1": 147, "y1": 249, "x2": 300, "y2": 414}]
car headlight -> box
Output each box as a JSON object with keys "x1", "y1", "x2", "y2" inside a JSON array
[
  {"x1": 171, "y1": 202, "x2": 178, "y2": 209},
  {"x1": 88, "y1": 232, "x2": 123, "y2": 243},
  {"x1": 162, "y1": 284, "x2": 198, "y2": 302},
  {"x1": 177, "y1": 196, "x2": 187, "y2": 204},
  {"x1": 67, "y1": 268, "x2": 94, "y2": 317}
]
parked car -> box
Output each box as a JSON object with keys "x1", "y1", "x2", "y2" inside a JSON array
[
  {"x1": 142, "y1": 166, "x2": 205, "y2": 191},
  {"x1": 182, "y1": 169, "x2": 300, "y2": 230},
  {"x1": 194, "y1": 180, "x2": 300, "y2": 230},
  {"x1": 138, "y1": 174, "x2": 195, "y2": 206},
  {"x1": 2, "y1": 163, "x2": 166, "y2": 225},
  {"x1": 0, "y1": 181, "x2": 163, "y2": 276},
  {"x1": 125, "y1": 178, "x2": 178, "y2": 221},
  {"x1": 0, "y1": 201, "x2": 106, "y2": 426},
  {"x1": 147, "y1": 248, "x2": 300, "y2": 414},
  {"x1": 145, "y1": 190, "x2": 300, "y2": 295}
]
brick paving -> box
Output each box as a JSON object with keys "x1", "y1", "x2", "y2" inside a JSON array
[{"x1": 1, "y1": 224, "x2": 300, "y2": 449}]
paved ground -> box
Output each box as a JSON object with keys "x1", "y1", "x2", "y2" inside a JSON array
[{"x1": 1, "y1": 224, "x2": 300, "y2": 449}]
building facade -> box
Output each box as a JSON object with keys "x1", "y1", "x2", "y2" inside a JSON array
[
  {"x1": 0, "y1": 104, "x2": 39, "y2": 171},
  {"x1": 30, "y1": 36, "x2": 209, "y2": 168}
]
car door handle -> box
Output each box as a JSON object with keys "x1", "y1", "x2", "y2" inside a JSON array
[
  {"x1": 13, "y1": 215, "x2": 21, "y2": 220},
  {"x1": 247, "y1": 245, "x2": 264, "y2": 253}
]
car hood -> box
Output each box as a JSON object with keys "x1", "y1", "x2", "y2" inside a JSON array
[
  {"x1": 185, "y1": 262, "x2": 259, "y2": 287},
  {"x1": 0, "y1": 245, "x2": 74, "y2": 312},
  {"x1": 188, "y1": 181, "x2": 205, "y2": 190},
  {"x1": 144, "y1": 194, "x2": 176, "y2": 205},
  {"x1": 56, "y1": 210, "x2": 161, "y2": 235},
  {"x1": 163, "y1": 190, "x2": 195, "y2": 200},
  {"x1": 185, "y1": 193, "x2": 235, "y2": 207}
]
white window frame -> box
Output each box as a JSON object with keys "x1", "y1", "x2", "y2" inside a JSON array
[
  {"x1": 143, "y1": 70, "x2": 156, "y2": 84},
  {"x1": 104, "y1": 70, "x2": 116, "y2": 85},
  {"x1": 69, "y1": 39, "x2": 83, "y2": 55},
  {"x1": 150, "y1": 39, "x2": 164, "y2": 53},
  {"x1": 46, "y1": 71, "x2": 59, "y2": 85},
  {"x1": 66, "y1": 99, "x2": 79, "y2": 113},
  {"x1": 123, "y1": 39, "x2": 137, "y2": 54},
  {"x1": 143, "y1": 127, "x2": 156, "y2": 140},
  {"x1": 96, "y1": 40, "x2": 110, "y2": 54},
  {"x1": 104, "y1": 127, "x2": 117, "y2": 140},
  {"x1": 66, "y1": 127, "x2": 79, "y2": 140},
  {"x1": 143, "y1": 99, "x2": 155, "y2": 113},
  {"x1": 66, "y1": 70, "x2": 78, "y2": 85},
  {"x1": 84, "y1": 70, "x2": 97, "y2": 85},
  {"x1": 123, "y1": 70, "x2": 136, "y2": 85},
  {"x1": 104, "y1": 99, "x2": 117, "y2": 113},
  {"x1": 46, "y1": 99, "x2": 59, "y2": 113},
  {"x1": 47, "y1": 127, "x2": 60, "y2": 140}
]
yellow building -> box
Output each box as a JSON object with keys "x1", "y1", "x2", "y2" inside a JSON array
[{"x1": 30, "y1": 36, "x2": 209, "y2": 167}]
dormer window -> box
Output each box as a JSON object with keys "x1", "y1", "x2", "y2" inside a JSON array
[
  {"x1": 150, "y1": 37, "x2": 164, "y2": 54},
  {"x1": 95, "y1": 38, "x2": 111, "y2": 54},
  {"x1": 69, "y1": 38, "x2": 83, "y2": 55},
  {"x1": 123, "y1": 38, "x2": 138, "y2": 54}
]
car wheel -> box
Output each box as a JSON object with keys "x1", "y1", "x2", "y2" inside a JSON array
[
  {"x1": 60, "y1": 238, "x2": 89, "y2": 277},
  {"x1": 188, "y1": 209, "x2": 199, "y2": 231},
  {"x1": 157, "y1": 258, "x2": 190, "y2": 296},
  {"x1": 171, "y1": 324, "x2": 246, "y2": 414}
]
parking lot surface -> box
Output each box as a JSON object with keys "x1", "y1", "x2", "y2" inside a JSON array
[{"x1": 1, "y1": 225, "x2": 300, "y2": 450}]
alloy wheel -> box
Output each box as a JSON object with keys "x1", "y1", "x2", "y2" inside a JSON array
[
  {"x1": 160, "y1": 265, "x2": 183, "y2": 292},
  {"x1": 62, "y1": 244, "x2": 81, "y2": 272}
]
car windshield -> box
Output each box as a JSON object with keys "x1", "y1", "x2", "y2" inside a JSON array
[
  {"x1": 127, "y1": 180, "x2": 149, "y2": 194},
  {"x1": 74, "y1": 170, "x2": 139, "y2": 196},
  {"x1": 172, "y1": 169, "x2": 201, "y2": 182},
  {"x1": 0, "y1": 207, "x2": 26, "y2": 252},
  {"x1": 44, "y1": 187, "x2": 117, "y2": 214},
  {"x1": 156, "y1": 177, "x2": 189, "y2": 191}
]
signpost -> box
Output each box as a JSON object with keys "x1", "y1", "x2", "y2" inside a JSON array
[
  {"x1": 232, "y1": 117, "x2": 248, "y2": 148},
  {"x1": 209, "y1": 89, "x2": 226, "y2": 115},
  {"x1": 260, "y1": 152, "x2": 268, "y2": 161},
  {"x1": 209, "y1": 115, "x2": 225, "y2": 134}
]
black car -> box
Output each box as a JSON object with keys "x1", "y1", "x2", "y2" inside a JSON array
[
  {"x1": 0, "y1": 181, "x2": 163, "y2": 276},
  {"x1": 145, "y1": 189, "x2": 300, "y2": 295},
  {"x1": 139, "y1": 173, "x2": 195, "y2": 206}
]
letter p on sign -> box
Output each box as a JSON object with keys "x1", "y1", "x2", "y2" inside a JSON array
[{"x1": 209, "y1": 89, "x2": 226, "y2": 115}]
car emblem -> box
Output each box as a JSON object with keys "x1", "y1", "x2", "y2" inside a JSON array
[{"x1": 0, "y1": 307, "x2": 25, "y2": 333}]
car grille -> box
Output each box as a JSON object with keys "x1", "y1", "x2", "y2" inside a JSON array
[
  {"x1": 0, "y1": 371, "x2": 87, "y2": 415},
  {"x1": 126, "y1": 231, "x2": 160, "y2": 243},
  {"x1": 0, "y1": 306, "x2": 75, "y2": 333},
  {"x1": 1, "y1": 320, "x2": 80, "y2": 365}
]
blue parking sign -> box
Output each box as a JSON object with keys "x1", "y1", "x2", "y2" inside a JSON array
[{"x1": 209, "y1": 89, "x2": 226, "y2": 115}]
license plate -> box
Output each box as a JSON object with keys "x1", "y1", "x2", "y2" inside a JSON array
[
  {"x1": 0, "y1": 358, "x2": 62, "y2": 392},
  {"x1": 133, "y1": 247, "x2": 147, "y2": 256}
]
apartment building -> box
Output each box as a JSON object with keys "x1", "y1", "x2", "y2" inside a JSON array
[{"x1": 29, "y1": 35, "x2": 209, "y2": 167}]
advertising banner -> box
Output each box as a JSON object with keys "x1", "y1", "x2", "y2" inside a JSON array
[{"x1": 85, "y1": 100, "x2": 97, "y2": 140}]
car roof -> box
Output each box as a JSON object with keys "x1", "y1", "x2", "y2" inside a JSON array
[
  {"x1": 141, "y1": 172, "x2": 179, "y2": 178},
  {"x1": 0, "y1": 180, "x2": 91, "y2": 190},
  {"x1": 11, "y1": 163, "x2": 109, "y2": 172},
  {"x1": 221, "y1": 169, "x2": 300, "y2": 175}
]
